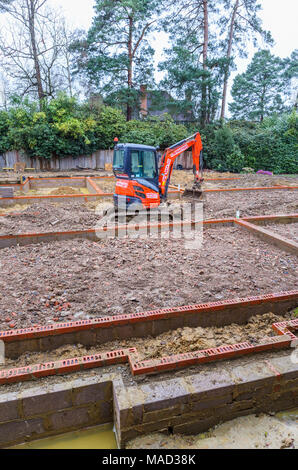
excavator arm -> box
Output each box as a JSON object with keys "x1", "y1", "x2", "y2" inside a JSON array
[{"x1": 158, "y1": 132, "x2": 203, "y2": 200}]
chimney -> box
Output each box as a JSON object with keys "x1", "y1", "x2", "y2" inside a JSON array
[{"x1": 140, "y1": 85, "x2": 148, "y2": 118}]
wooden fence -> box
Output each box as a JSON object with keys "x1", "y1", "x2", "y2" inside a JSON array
[{"x1": 0, "y1": 149, "x2": 194, "y2": 171}]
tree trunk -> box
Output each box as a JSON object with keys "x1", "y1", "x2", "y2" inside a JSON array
[
  {"x1": 220, "y1": 0, "x2": 239, "y2": 120},
  {"x1": 28, "y1": 0, "x2": 44, "y2": 105},
  {"x1": 201, "y1": 0, "x2": 209, "y2": 127},
  {"x1": 127, "y1": 16, "x2": 133, "y2": 121}
]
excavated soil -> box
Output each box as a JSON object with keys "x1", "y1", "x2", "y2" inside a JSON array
[
  {"x1": 0, "y1": 226, "x2": 297, "y2": 331},
  {"x1": 14, "y1": 186, "x2": 89, "y2": 197},
  {"x1": 0, "y1": 201, "x2": 101, "y2": 234},
  {"x1": 93, "y1": 178, "x2": 115, "y2": 193},
  {"x1": 0, "y1": 189, "x2": 297, "y2": 235},
  {"x1": 203, "y1": 190, "x2": 297, "y2": 219},
  {"x1": 172, "y1": 171, "x2": 298, "y2": 189},
  {"x1": 0, "y1": 310, "x2": 293, "y2": 371},
  {"x1": 265, "y1": 223, "x2": 298, "y2": 243}
]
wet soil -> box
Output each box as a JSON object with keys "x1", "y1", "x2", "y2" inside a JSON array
[{"x1": 0, "y1": 226, "x2": 296, "y2": 331}]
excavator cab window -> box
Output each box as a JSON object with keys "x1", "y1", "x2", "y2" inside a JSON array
[
  {"x1": 113, "y1": 149, "x2": 125, "y2": 172},
  {"x1": 130, "y1": 150, "x2": 157, "y2": 179}
]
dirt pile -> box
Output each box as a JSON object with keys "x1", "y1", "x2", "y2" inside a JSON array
[{"x1": 49, "y1": 186, "x2": 83, "y2": 195}]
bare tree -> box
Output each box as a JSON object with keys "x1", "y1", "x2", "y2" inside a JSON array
[{"x1": 0, "y1": 0, "x2": 77, "y2": 104}]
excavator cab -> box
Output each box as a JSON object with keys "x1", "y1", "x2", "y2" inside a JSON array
[{"x1": 113, "y1": 143, "x2": 161, "y2": 209}]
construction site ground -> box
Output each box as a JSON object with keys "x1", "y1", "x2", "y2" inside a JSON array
[
  {"x1": 0, "y1": 169, "x2": 297, "y2": 449},
  {"x1": 0, "y1": 226, "x2": 297, "y2": 330},
  {"x1": 0, "y1": 177, "x2": 297, "y2": 233}
]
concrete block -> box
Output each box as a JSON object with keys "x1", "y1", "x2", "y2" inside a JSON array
[
  {"x1": 72, "y1": 382, "x2": 112, "y2": 406},
  {"x1": 131, "y1": 321, "x2": 153, "y2": 338},
  {"x1": 173, "y1": 416, "x2": 220, "y2": 435},
  {"x1": 38, "y1": 334, "x2": 77, "y2": 352},
  {"x1": 0, "y1": 397, "x2": 19, "y2": 422},
  {"x1": 269, "y1": 356, "x2": 298, "y2": 380},
  {"x1": 95, "y1": 327, "x2": 116, "y2": 344},
  {"x1": 77, "y1": 329, "x2": 97, "y2": 346},
  {"x1": 231, "y1": 362, "x2": 276, "y2": 391},
  {"x1": 191, "y1": 394, "x2": 233, "y2": 412},
  {"x1": 0, "y1": 418, "x2": 45, "y2": 447},
  {"x1": 97, "y1": 401, "x2": 113, "y2": 423},
  {"x1": 143, "y1": 403, "x2": 189, "y2": 424},
  {"x1": 5, "y1": 338, "x2": 40, "y2": 359},
  {"x1": 113, "y1": 324, "x2": 135, "y2": 340},
  {"x1": 141, "y1": 378, "x2": 191, "y2": 413},
  {"x1": 22, "y1": 389, "x2": 73, "y2": 418},
  {"x1": 48, "y1": 406, "x2": 93, "y2": 431},
  {"x1": 185, "y1": 370, "x2": 234, "y2": 401},
  {"x1": 152, "y1": 319, "x2": 173, "y2": 336}
]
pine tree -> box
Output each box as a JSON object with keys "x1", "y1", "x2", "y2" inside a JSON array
[
  {"x1": 159, "y1": 0, "x2": 226, "y2": 127},
  {"x1": 72, "y1": 0, "x2": 161, "y2": 121},
  {"x1": 219, "y1": 0, "x2": 273, "y2": 119},
  {"x1": 229, "y1": 50, "x2": 290, "y2": 121}
]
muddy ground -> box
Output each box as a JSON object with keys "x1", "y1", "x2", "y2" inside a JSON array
[
  {"x1": 0, "y1": 310, "x2": 294, "y2": 371},
  {"x1": 0, "y1": 226, "x2": 297, "y2": 331},
  {"x1": 127, "y1": 410, "x2": 298, "y2": 449},
  {"x1": 0, "y1": 189, "x2": 297, "y2": 235}
]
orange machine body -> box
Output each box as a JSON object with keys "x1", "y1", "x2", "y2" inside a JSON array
[{"x1": 113, "y1": 133, "x2": 203, "y2": 209}]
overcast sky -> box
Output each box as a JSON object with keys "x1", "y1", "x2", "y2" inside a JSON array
[
  {"x1": 1, "y1": 0, "x2": 297, "y2": 108},
  {"x1": 48, "y1": 0, "x2": 297, "y2": 58}
]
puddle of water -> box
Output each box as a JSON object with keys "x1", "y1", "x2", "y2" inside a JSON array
[
  {"x1": 11, "y1": 424, "x2": 117, "y2": 449},
  {"x1": 275, "y1": 408, "x2": 298, "y2": 428}
]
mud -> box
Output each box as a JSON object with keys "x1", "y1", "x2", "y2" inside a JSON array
[
  {"x1": 0, "y1": 226, "x2": 297, "y2": 331},
  {"x1": 126, "y1": 410, "x2": 298, "y2": 449}
]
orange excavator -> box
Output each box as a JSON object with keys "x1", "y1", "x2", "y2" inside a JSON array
[{"x1": 113, "y1": 132, "x2": 204, "y2": 210}]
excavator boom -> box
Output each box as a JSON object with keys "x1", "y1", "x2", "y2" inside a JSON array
[{"x1": 158, "y1": 132, "x2": 203, "y2": 200}]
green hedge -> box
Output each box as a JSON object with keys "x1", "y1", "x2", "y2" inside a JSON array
[
  {"x1": 0, "y1": 94, "x2": 297, "y2": 175},
  {"x1": 198, "y1": 112, "x2": 298, "y2": 174},
  {"x1": 0, "y1": 94, "x2": 188, "y2": 159}
]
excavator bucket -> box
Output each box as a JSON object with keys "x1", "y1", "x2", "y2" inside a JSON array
[{"x1": 182, "y1": 181, "x2": 203, "y2": 200}]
